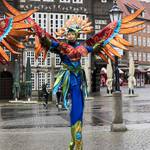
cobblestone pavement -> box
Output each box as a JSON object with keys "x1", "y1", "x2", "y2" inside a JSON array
[{"x1": 0, "y1": 86, "x2": 150, "y2": 150}]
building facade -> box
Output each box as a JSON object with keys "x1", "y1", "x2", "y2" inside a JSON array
[{"x1": 117, "y1": 0, "x2": 150, "y2": 87}]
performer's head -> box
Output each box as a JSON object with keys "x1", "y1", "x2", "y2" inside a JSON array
[
  {"x1": 55, "y1": 16, "x2": 93, "y2": 40},
  {"x1": 66, "y1": 25, "x2": 80, "y2": 42},
  {"x1": 66, "y1": 31, "x2": 77, "y2": 42}
]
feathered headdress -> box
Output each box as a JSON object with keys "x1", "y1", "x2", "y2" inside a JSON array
[{"x1": 55, "y1": 16, "x2": 94, "y2": 37}]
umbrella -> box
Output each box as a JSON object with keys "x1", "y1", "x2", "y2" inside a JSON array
[
  {"x1": 12, "y1": 59, "x2": 20, "y2": 101},
  {"x1": 129, "y1": 56, "x2": 135, "y2": 76},
  {"x1": 25, "y1": 57, "x2": 32, "y2": 100},
  {"x1": 106, "y1": 59, "x2": 113, "y2": 79},
  {"x1": 128, "y1": 56, "x2": 136, "y2": 94},
  {"x1": 106, "y1": 59, "x2": 113, "y2": 94}
]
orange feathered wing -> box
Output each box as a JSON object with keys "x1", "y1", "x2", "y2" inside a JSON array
[
  {"x1": 86, "y1": 8, "x2": 145, "y2": 63},
  {"x1": 0, "y1": 1, "x2": 36, "y2": 63},
  {"x1": 2, "y1": 0, "x2": 57, "y2": 61}
]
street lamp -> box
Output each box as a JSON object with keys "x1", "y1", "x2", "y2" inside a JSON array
[
  {"x1": 109, "y1": 0, "x2": 123, "y2": 92},
  {"x1": 109, "y1": 0, "x2": 127, "y2": 132}
]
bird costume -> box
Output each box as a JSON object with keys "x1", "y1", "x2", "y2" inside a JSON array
[{"x1": 2, "y1": 0, "x2": 145, "y2": 149}]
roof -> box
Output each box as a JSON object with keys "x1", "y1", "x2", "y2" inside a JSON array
[{"x1": 117, "y1": 0, "x2": 150, "y2": 20}]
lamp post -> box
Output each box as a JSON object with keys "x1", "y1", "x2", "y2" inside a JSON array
[
  {"x1": 109, "y1": 0, "x2": 122, "y2": 92},
  {"x1": 109, "y1": 0, "x2": 127, "y2": 132}
]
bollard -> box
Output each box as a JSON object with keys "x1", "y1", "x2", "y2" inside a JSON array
[{"x1": 111, "y1": 91, "x2": 127, "y2": 132}]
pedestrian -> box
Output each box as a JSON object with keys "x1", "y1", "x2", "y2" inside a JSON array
[
  {"x1": 42, "y1": 83, "x2": 49, "y2": 109},
  {"x1": 56, "y1": 87, "x2": 63, "y2": 110}
]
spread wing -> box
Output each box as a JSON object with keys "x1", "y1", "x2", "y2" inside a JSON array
[
  {"x1": 86, "y1": 8, "x2": 145, "y2": 63},
  {"x1": 0, "y1": 0, "x2": 38, "y2": 63},
  {"x1": 0, "y1": 13, "x2": 35, "y2": 63},
  {"x1": 2, "y1": 0, "x2": 58, "y2": 61}
]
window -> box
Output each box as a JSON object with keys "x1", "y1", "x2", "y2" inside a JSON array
[
  {"x1": 147, "y1": 38, "x2": 150, "y2": 47},
  {"x1": 138, "y1": 52, "x2": 142, "y2": 61},
  {"x1": 47, "y1": 52, "x2": 51, "y2": 66},
  {"x1": 143, "y1": 37, "x2": 146, "y2": 47},
  {"x1": 133, "y1": 36, "x2": 137, "y2": 45},
  {"x1": 147, "y1": 53, "x2": 150, "y2": 62},
  {"x1": 32, "y1": 13, "x2": 48, "y2": 31},
  {"x1": 95, "y1": 19, "x2": 107, "y2": 34},
  {"x1": 55, "y1": 54, "x2": 61, "y2": 67},
  {"x1": 81, "y1": 57, "x2": 85, "y2": 66},
  {"x1": 37, "y1": 53, "x2": 43, "y2": 66},
  {"x1": 129, "y1": 52, "x2": 133, "y2": 59},
  {"x1": 38, "y1": 72, "x2": 46, "y2": 90},
  {"x1": 31, "y1": 73, "x2": 36, "y2": 90},
  {"x1": 138, "y1": 36, "x2": 141, "y2": 46},
  {"x1": 142, "y1": 11, "x2": 145, "y2": 18},
  {"x1": 73, "y1": 0, "x2": 83, "y2": 3},
  {"x1": 81, "y1": 56, "x2": 89, "y2": 67},
  {"x1": 133, "y1": 52, "x2": 137, "y2": 60},
  {"x1": 143, "y1": 53, "x2": 146, "y2": 61},
  {"x1": 27, "y1": 51, "x2": 35, "y2": 66},
  {"x1": 60, "y1": 0, "x2": 70, "y2": 3},
  {"x1": 47, "y1": 73, "x2": 51, "y2": 87},
  {"x1": 128, "y1": 35, "x2": 132, "y2": 43},
  {"x1": 143, "y1": 24, "x2": 146, "y2": 33},
  {"x1": 147, "y1": 25, "x2": 150, "y2": 34},
  {"x1": 131, "y1": 9, "x2": 134, "y2": 14}
]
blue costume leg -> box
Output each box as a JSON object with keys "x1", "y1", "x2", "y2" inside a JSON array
[{"x1": 69, "y1": 83, "x2": 84, "y2": 150}]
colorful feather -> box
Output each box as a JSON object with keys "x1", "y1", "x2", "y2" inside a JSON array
[
  {"x1": 1, "y1": 39, "x2": 20, "y2": 55},
  {"x1": 0, "y1": 46, "x2": 9, "y2": 61},
  {"x1": 119, "y1": 27, "x2": 145, "y2": 34},
  {"x1": 121, "y1": 21, "x2": 144, "y2": 29},
  {"x1": 122, "y1": 8, "x2": 144, "y2": 23},
  {"x1": 109, "y1": 39, "x2": 128, "y2": 50},
  {"x1": 6, "y1": 36, "x2": 25, "y2": 49}
]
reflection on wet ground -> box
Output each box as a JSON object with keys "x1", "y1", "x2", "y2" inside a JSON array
[{"x1": 0, "y1": 86, "x2": 150, "y2": 129}]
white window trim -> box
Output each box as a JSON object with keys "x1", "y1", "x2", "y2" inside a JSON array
[
  {"x1": 72, "y1": 0, "x2": 83, "y2": 4},
  {"x1": 60, "y1": 0, "x2": 70, "y2": 3}
]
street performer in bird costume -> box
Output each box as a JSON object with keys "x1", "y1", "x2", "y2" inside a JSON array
[{"x1": 1, "y1": 0, "x2": 145, "y2": 149}]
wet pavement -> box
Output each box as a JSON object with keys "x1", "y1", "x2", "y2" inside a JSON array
[{"x1": 0, "y1": 86, "x2": 150, "y2": 149}]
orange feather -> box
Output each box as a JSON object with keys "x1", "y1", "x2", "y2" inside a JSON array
[
  {"x1": 109, "y1": 39, "x2": 128, "y2": 50},
  {"x1": 114, "y1": 35, "x2": 132, "y2": 47},
  {"x1": 1, "y1": 39, "x2": 20, "y2": 55},
  {"x1": 0, "y1": 46, "x2": 9, "y2": 61},
  {"x1": 119, "y1": 27, "x2": 145, "y2": 34},
  {"x1": 121, "y1": 21, "x2": 144, "y2": 29},
  {"x1": 105, "y1": 44, "x2": 121, "y2": 58},
  {"x1": 6, "y1": 36, "x2": 25, "y2": 49},
  {"x1": 122, "y1": 8, "x2": 145, "y2": 23}
]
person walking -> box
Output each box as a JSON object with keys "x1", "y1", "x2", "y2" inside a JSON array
[{"x1": 42, "y1": 83, "x2": 49, "y2": 109}]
